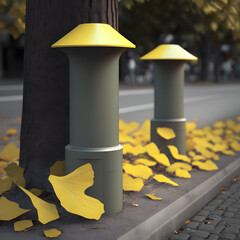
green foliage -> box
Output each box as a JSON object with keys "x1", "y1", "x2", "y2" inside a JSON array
[{"x1": 0, "y1": 0, "x2": 25, "y2": 39}]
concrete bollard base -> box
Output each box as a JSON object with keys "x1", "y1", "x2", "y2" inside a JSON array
[{"x1": 65, "y1": 144, "x2": 123, "y2": 214}]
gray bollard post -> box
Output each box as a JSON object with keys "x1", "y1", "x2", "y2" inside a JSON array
[
  {"x1": 52, "y1": 23, "x2": 135, "y2": 214},
  {"x1": 141, "y1": 44, "x2": 197, "y2": 155}
]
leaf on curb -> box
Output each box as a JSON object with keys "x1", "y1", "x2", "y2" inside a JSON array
[
  {"x1": 166, "y1": 162, "x2": 192, "y2": 174},
  {"x1": 6, "y1": 128, "x2": 18, "y2": 136},
  {"x1": 175, "y1": 168, "x2": 191, "y2": 178},
  {"x1": 0, "y1": 196, "x2": 30, "y2": 221},
  {"x1": 30, "y1": 188, "x2": 43, "y2": 197},
  {"x1": 44, "y1": 228, "x2": 62, "y2": 238},
  {"x1": 49, "y1": 163, "x2": 104, "y2": 220},
  {"x1": 123, "y1": 163, "x2": 153, "y2": 179},
  {"x1": 192, "y1": 160, "x2": 218, "y2": 171},
  {"x1": 148, "y1": 152, "x2": 170, "y2": 166},
  {"x1": 5, "y1": 162, "x2": 25, "y2": 187},
  {"x1": 157, "y1": 127, "x2": 176, "y2": 140},
  {"x1": 144, "y1": 142, "x2": 160, "y2": 155},
  {"x1": 123, "y1": 173, "x2": 144, "y2": 192},
  {"x1": 50, "y1": 160, "x2": 65, "y2": 177},
  {"x1": 14, "y1": 220, "x2": 33, "y2": 232},
  {"x1": 145, "y1": 194, "x2": 162, "y2": 200},
  {"x1": 0, "y1": 143, "x2": 20, "y2": 162},
  {"x1": 153, "y1": 174, "x2": 179, "y2": 186},
  {"x1": 0, "y1": 176, "x2": 12, "y2": 195},
  {"x1": 19, "y1": 186, "x2": 59, "y2": 224},
  {"x1": 134, "y1": 158, "x2": 157, "y2": 166},
  {"x1": 168, "y1": 145, "x2": 190, "y2": 163}
]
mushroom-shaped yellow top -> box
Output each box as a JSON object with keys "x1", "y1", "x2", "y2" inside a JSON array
[
  {"x1": 141, "y1": 44, "x2": 197, "y2": 60},
  {"x1": 52, "y1": 23, "x2": 135, "y2": 48}
]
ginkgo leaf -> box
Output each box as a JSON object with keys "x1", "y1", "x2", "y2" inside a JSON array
[
  {"x1": 186, "y1": 122, "x2": 197, "y2": 132},
  {"x1": 134, "y1": 158, "x2": 157, "y2": 166},
  {"x1": 192, "y1": 155, "x2": 206, "y2": 161},
  {"x1": 186, "y1": 139, "x2": 195, "y2": 152},
  {"x1": 6, "y1": 128, "x2": 18, "y2": 136},
  {"x1": 0, "y1": 196, "x2": 30, "y2": 220},
  {"x1": 144, "y1": 142, "x2": 160, "y2": 155},
  {"x1": 50, "y1": 160, "x2": 65, "y2": 177},
  {"x1": 19, "y1": 186, "x2": 59, "y2": 224},
  {"x1": 119, "y1": 133, "x2": 137, "y2": 144},
  {"x1": 230, "y1": 141, "x2": 240, "y2": 151},
  {"x1": 0, "y1": 142, "x2": 20, "y2": 162},
  {"x1": 175, "y1": 168, "x2": 191, "y2": 178},
  {"x1": 49, "y1": 163, "x2": 104, "y2": 220},
  {"x1": 166, "y1": 162, "x2": 192, "y2": 174},
  {"x1": 0, "y1": 176, "x2": 12, "y2": 195},
  {"x1": 123, "y1": 173, "x2": 144, "y2": 192},
  {"x1": 5, "y1": 162, "x2": 25, "y2": 187},
  {"x1": 123, "y1": 163, "x2": 153, "y2": 179},
  {"x1": 157, "y1": 127, "x2": 176, "y2": 140},
  {"x1": 153, "y1": 174, "x2": 179, "y2": 186},
  {"x1": 0, "y1": 161, "x2": 8, "y2": 174},
  {"x1": 44, "y1": 228, "x2": 62, "y2": 238},
  {"x1": 14, "y1": 220, "x2": 33, "y2": 231},
  {"x1": 145, "y1": 194, "x2": 162, "y2": 200},
  {"x1": 192, "y1": 160, "x2": 218, "y2": 171},
  {"x1": 148, "y1": 152, "x2": 170, "y2": 166},
  {"x1": 213, "y1": 121, "x2": 225, "y2": 128},
  {"x1": 168, "y1": 145, "x2": 191, "y2": 163},
  {"x1": 119, "y1": 120, "x2": 139, "y2": 134},
  {"x1": 223, "y1": 150, "x2": 235, "y2": 155}
]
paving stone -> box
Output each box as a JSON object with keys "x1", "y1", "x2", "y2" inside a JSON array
[
  {"x1": 198, "y1": 224, "x2": 215, "y2": 232},
  {"x1": 223, "y1": 227, "x2": 239, "y2": 234},
  {"x1": 231, "y1": 203, "x2": 240, "y2": 209},
  {"x1": 223, "y1": 212, "x2": 235, "y2": 218},
  {"x1": 207, "y1": 215, "x2": 222, "y2": 221},
  {"x1": 222, "y1": 218, "x2": 240, "y2": 225},
  {"x1": 213, "y1": 223, "x2": 226, "y2": 234},
  {"x1": 219, "y1": 205, "x2": 228, "y2": 210},
  {"x1": 207, "y1": 234, "x2": 219, "y2": 240},
  {"x1": 217, "y1": 194, "x2": 229, "y2": 200},
  {"x1": 227, "y1": 207, "x2": 238, "y2": 213},
  {"x1": 185, "y1": 221, "x2": 200, "y2": 229},
  {"x1": 170, "y1": 233, "x2": 190, "y2": 240},
  {"x1": 211, "y1": 210, "x2": 224, "y2": 216},
  {"x1": 182, "y1": 229, "x2": 196, "y2": 235},
  {"x1": 234, "y1": 214, "x2": 240, "y2": 219},
  {"x1": 220, "y1": 233, "x2": 236, "y2": 240},
  {"x1": 189, "y1": 237, "x2": 203, "y2": 240},
  {"x1": 192, "y1": 215, "x2": 206, "y2": 222},
  {"x1": 204, "y1": 205, "x2": 217, "y2": 211},
  {"x1": 192, "y1": 230, "x2": 210, "y2": 238},
  {"x1": 198, "y1": 210, "x2": 210, "y2": 217}
]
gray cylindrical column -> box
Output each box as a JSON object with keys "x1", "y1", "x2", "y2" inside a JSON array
[
  {"x1": 152, "y1": 60, "x2": 186, "y2": 154},
  {"x1": 141, "y1": 44, "x2": 197, "y2": 155},
  {"x1": 52, "y1": 23, "x2": 135, "y2": 214}
]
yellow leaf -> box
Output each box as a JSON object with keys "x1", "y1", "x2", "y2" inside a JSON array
[
  {"x1": 0, "y1": 136, "x2": 10, "y2": 141},
  {"x1": 237, "y1": 116, "x2": 240, "y2": 121},
  {"x1": 192, "y1": 160, "x2": 218, "y2": 171},
  {"x1": 49, "y1": 163, "x2": 104, "y2": 220},
  {"x1": 168, "y1": 145, "x2": 191, "y2": 163},
  {"x1": 14, "y1": 220, "x2": 33, "y2": 232},
  {"x1": 119, "y1": 120, "x2": 139, "y2": 134},
  {"x1": 148, "y1": 152, "x2": 170, "y2": 166},
  {"x1": 186, "y1": 139, "x2": 195, "y2": 152},
  {"x1": 122, "y1": 144, "x2": 145, "y2": 155},
  {"x1": 188, "y1": 151, "x2": 195, "y2": 157},
  {"x1": 157, "y1": 127, "x2": 176, "y2": 140},
  {"x1": 166, "y1": 162, "x2": 192, "y2": 174},
  {"x1": 144, "y1": 142, "x2": 160, "y2": 155},
  {"x1": 134, "y1": 158, "x2": 157, "y2": 166},
  {"x1": 6, "y1": 128, "x2": 18, "y2": 136},
  {"x1": 223, "y1": 150, "x2": 235, "y2": 156},
  {"x1": 175, "y1": 168, "x2": 191, "y2": 178},
  {"x1": 0, "y1": 161, "x2": 8, "y2": 174},
  {"x1": 0, "y1": 196, "x2": 30, "y2": 220},
  {"x1": 44, "y1": 228, "x2": 62, "y2": 238},
  {"x1": 0, "y1": 142, "x2": 20, "y2": 162},
  {"x1": 119, "y1": 133, "x2": 137, "y2": 144},
  {"x1": 186, "y1": 122, "x2": 197, "y2": 132},
  {"x1": 123, "y1": 163, "x2": 153, "y2": 179},
  {"x1": 153, "y1": 174, "x2": 179, "y2": 186},
  {"x1": 0, "y1": 176, "x2": 12, "y2": 195},
  {"x1": 192, "y1": 155, "x2": 206, "y2": 161},
  {"x1": 50, "y1": 160, "x2": 65, "y2": 177},
  {"x1": 30, "y1": 188, "x2": 43, "y2": 197},
  {"x1": 123, "y1": 173, "x2": 144, "y2": 192},
  {"x1": 145, "y1": 194, "x2": 162, "y2": 200},
  {"x1": 19, "y1": 186, "x2": 59, "y2": 224},
  {"x1": 213, "y1": 121, "x2": 225, "y2": 128},
  {"x1": 230, "y1": 141, "x2": 240, "y2": 151},
  {"x1": 5, "y1": 162, "x2": 25, "y2": 187}
]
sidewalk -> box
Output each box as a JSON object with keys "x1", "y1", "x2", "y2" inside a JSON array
[{"x1": 170, "y1": 178, "x2": 240, "y2": 240}]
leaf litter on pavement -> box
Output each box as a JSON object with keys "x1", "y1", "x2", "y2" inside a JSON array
[{"x1": 0, "y1": 116, "x2": 240, "y2": 238}]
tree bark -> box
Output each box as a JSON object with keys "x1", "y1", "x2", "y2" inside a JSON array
[
  {"x1": 20, "y1": 0, "x2": 118, "y2": 192},
  {"x1": 213, "y1": 41, "x2": 221, "y2": 82}
]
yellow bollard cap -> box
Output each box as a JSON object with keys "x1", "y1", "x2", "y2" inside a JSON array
[
  {"x1": 141, "y1": 44, "x2": 197, "y2": 61},
  {"x1": 52, "y1": 23, "x2": 135, "y2": 48}
]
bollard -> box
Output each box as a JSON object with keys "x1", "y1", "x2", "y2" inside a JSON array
[
  {"x1": 52, "y1": 23, "x2": 135, "y2": 214},
  {"x1": 141, "y1": 44, "x2": 197, "y2": 155}
]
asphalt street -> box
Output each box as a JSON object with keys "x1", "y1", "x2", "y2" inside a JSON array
[{"x1": 0, "y1": 82, "x2": 240, "y2": 127}]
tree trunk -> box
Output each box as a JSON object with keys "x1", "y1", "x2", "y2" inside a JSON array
[
  {"x1": 20, "y1": 0, "x2": 118, "y2": 192},
  {"x1": 200, "y1": 31, "x2": 211, "y2": 81},
  {"x1": 214, "y1": 41, "x2": 221, "y2": 82}
]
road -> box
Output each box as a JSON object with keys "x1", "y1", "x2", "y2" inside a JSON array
[{"x1": 0, "y1": 83, "x2": 240, "y2": 127}]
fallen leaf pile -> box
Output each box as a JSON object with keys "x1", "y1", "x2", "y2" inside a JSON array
[{"x1": 0, "y1": 116, "x2": 239, "y2": 238}]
